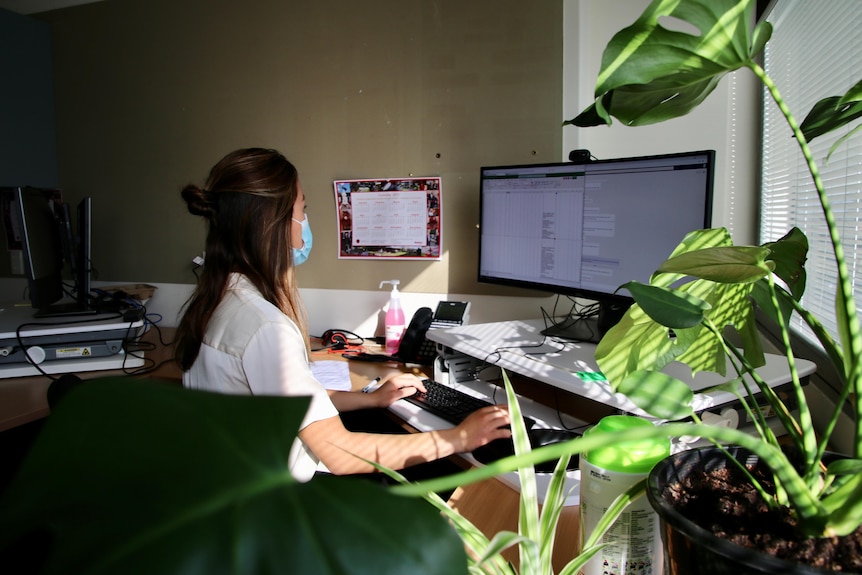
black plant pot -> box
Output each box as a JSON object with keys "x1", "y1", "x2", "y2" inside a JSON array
[{"x1": 646, "y1": 446, "x2": 845, "y2": 575}]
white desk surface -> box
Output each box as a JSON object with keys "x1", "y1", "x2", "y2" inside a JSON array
[
  {"x1": 425, "y1": 318, "x2": 817, "y2": 417},
  {"x1": 0, "y1": 303, "x2": 142, "y2": 338},
  {"x1": 416, "y1": 318, "x2": 817, "y2": 504}
]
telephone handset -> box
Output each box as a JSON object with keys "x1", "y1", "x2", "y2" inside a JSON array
[
  {"x1": 397, "y1": 301, "x2": 470, "y2": 365},
  {"x1": 395, "y1": 307, "x2": 434, "y2": 364}
]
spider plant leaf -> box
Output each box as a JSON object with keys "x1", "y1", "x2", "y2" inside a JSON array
[
  {"x1": 622, "y1": 281, "x2": 710, "y2": 329},
  {"x1": 821, "y1": 473, "x2": 862, "y2": 537},
  {"x1": 616, "y1": 370, "x2": 696, "y2": 420},
  {"x1": 501, "y1": 371, "x2": 543, "y2": 564},
  {"x1": 657, "y1": 246, "x2": 773, "y2": 283},
  {"x1": 799, "y1": 79, "x2": 862, "y2": 142},
  {"x1": 826, "y1": 458, "x2": 862, "y2": 476},
  {"x1": 474, "y1": 531, "x2": 523, "y2": 567},
  {"x1": 538, "y1": 457, "x2": 574, "y2": 573},
  {"x1": 559, "y1": 544, "x2": 608, "y2": 575},
  {"x1": 566, "y1": 0, "x2": 768, "y2": 127},
  {"x1": 751, "y1": 280, "x2": 793, "y2": 330}
]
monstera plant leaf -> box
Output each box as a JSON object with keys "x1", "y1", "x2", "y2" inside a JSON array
[
  {"x1": 0, "y1": 378, "x2": 467, "y2": 575},
  {"x1": 596, "y1": 228, "x2": 768, "y2": 387},
  {"x1": 597, "y1": 226, "x2": 812, "y2": 396},
  {"x1": 567, "y1": 0, "x2": 770, "y2": 127},
  {"x1": 760, "y1": 227, "x2": 808, "y2": 301},
  {"x1": 799, "y1": 80, "x2": 862, "y2": 143}
]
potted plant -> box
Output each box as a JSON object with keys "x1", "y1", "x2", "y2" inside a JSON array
[
  {"x1": 554, "y1": 0, "x2": 862, "y2": 571},
  {"x1": 399, "y1": 1, "x2": 862, "y2": 570},
  {"x1": 0, "y1": 373, "x2": 634, "y2": 575}
]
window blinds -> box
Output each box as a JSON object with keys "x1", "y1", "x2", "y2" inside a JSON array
[{"x1": 760, "y1": 0, "x2": 862, "y2": 345}]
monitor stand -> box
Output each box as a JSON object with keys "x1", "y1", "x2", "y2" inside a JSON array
[{"x1": 541, "y1": 315, "x2": 602, "y2": 343}]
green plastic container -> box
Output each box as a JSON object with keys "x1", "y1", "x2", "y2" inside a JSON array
[
  {"x1": 583, "y1": 414, "x2": 671, "y2": 473},
  {"x1": 579, "y1": 415, "x2": 670, "y2": 575}
]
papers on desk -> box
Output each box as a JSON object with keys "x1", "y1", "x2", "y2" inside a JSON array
[{"x1": 310, "y1": 360, "x2": 352, "y2": 391}]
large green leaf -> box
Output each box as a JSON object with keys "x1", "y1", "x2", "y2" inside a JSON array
[
  {"x1": 596, "y1": 303, "x2": 692, "y2": 388},
  {"x1": 616, "y1": 370, "x2": 696, "y2": 421},
  {"x1": 657, "y1": 245, "x2": 773, "y2": 283},
  {"x1": 597, "y1": 229, "x2": 768, "y2": 387},
  {"x1": 0, "y1": 378, "x2": 466, "y2": 575},
  {"x1": 622, "y1": 281, "x2": 710, "y2": 329},
  {"x1": 799, "y1": 80, "x2": 862, "y2": 143},
  {"x1": 761, "y1": 227, "x2": 808, "y2": 301},
  {"x1": 649, "y1": 227, "x2": 734, "y2": 286},
  {"x1": 567, "y1": 0, "x2": 769, "y2": 127}
]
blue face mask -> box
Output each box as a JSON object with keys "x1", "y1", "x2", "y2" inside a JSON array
[{"x1": 292, "y1": 216, "x2": 313, "y2": 266}]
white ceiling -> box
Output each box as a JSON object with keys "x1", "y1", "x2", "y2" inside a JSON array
[{"x1": 0, "y1": 0, "x2": 104, "y2": 15}]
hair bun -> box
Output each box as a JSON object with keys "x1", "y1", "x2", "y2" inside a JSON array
[{"x1": 182, "y1": 185, "x2": 216, "y2": 217}]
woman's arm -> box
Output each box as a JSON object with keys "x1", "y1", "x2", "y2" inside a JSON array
[{"x1": 299, "y1": 405, "x2": 512, "y2": 475}]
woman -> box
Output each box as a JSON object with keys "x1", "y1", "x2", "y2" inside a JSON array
[{"x1": 175, "y1": 148, "x2": 512, "y2": 481}]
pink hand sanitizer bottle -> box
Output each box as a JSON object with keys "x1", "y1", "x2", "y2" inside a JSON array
[{"x1": 379, "y1": 280, "x2": 405, "y2": 355}]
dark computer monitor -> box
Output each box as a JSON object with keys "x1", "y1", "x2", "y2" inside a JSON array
[
  {"x1": 76, "y1": 196, "x2": 93, "y2": 311},
  {"x1": 14, "y1": 186, "x2": 65, "y2": 311},
  {"x1": 478, "y1": 150, "x2": 715, "y2": 341},
  {"x1": 10, "y1": 186, "x2": 95, "y2": 317}
]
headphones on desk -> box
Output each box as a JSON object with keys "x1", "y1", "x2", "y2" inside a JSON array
[{"x1": 318, "y1": 329, "x2": 364, "y2": 351}]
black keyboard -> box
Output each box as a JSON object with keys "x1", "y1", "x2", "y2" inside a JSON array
[{"x1": 403, "y1": 379, "x2": 494, "y2": 425}]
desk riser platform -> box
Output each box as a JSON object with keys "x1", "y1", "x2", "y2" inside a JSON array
[{"x1": 0, "y1": 305, "x2": 146, "y2": 379}]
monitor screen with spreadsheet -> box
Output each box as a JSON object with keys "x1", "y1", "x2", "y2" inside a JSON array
[{"x1": 478, "y1": 150, "x2": 715, "y2": 338}]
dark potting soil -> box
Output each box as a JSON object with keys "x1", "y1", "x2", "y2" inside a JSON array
[{"x1": 666, "y1": 463, "x2": 862, "y2": 572}]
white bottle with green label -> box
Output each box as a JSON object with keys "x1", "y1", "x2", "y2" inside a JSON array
[{"x1": 578, "y1": 415, "x2": 670, "y2": 575}]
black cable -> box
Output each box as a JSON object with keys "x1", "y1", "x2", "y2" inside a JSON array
[
  {"x1": 10, "y1": 297, "x2": 170, "y2": 379},
  {"x1": 118, "y1": 301, "x2": 178, "y2": 376},
  {"x1": 538, "y1": 295, "x2": 601, "y2": 343}
]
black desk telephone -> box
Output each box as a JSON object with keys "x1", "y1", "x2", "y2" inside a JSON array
[
  {"x1": 397, "y1": 301, "x2": 470, "y2": 364},
  {"x1": 347, "y1": 301, "x2": 469, "y2": 365}
]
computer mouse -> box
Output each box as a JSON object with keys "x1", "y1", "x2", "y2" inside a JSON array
[{"x1": 472, "y1": 428, "x2": 580, "y2": 473}]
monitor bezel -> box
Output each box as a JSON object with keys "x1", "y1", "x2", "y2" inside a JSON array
[{"x1": 477, "y1": 149, "x2": 716, "y2": 307}]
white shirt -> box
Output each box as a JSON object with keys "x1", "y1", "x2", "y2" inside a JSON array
[{"x1": 183, "y1": 273, "x2": 339, "y2": 481}]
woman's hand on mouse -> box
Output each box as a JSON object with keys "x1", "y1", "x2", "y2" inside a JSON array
[{"x1": 449, "y1": 405, "x2": 512, "y2": 453}]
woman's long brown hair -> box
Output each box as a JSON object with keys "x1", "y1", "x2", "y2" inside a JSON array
[{"x1": 174, "y1": 148, "x2": 308, "y2": 371}]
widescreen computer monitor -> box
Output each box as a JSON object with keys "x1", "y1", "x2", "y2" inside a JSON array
[
  {"x1": 478, "y1": 150, "x2": 715, "y2": 341},
  {"x1": 11, "y1": 187, "x2": 95, "y2": 317}
]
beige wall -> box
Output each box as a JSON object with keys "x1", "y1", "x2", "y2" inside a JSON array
[{"x1": 37, "y1": 0, "x2": 562, "y2": 296}]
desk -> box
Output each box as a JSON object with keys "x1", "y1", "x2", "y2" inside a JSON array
[
  {"x1": 0, "y1": 328, "x2": 580, "y2": 572},
  {"x1": 0, "y1": 325, "x2": 176, "y2": 433},
  {"x1": 425, "y1": 318, "x2": 817, "y2": 416}
]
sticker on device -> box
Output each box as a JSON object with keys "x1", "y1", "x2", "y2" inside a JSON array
[{"x1": 56, "y1": 347, "x2": 93, "y2": 358}]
